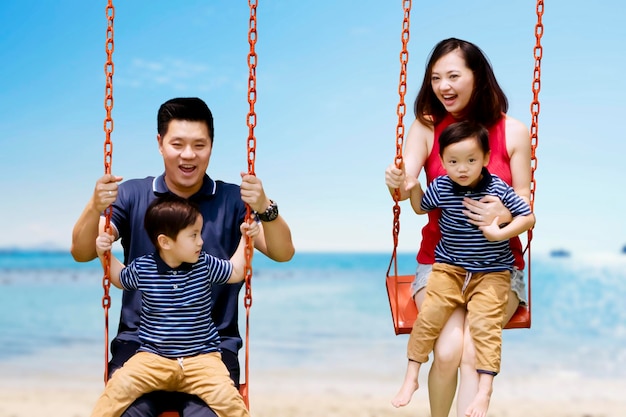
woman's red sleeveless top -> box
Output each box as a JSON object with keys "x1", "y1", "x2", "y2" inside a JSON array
[{"x1": 417, "y1": 114, "x2": 525, "y2": 269}]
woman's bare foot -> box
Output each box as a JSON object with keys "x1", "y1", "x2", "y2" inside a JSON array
[
  {"x1": 391, "y1": 361, "x2": 421, "y2": 408},
  {"x1": 465, "y1": 386, "x2": 492, "y2": 417}
]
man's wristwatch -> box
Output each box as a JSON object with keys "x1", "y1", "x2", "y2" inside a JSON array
[{"x1": 255, "y1": 200, "x2": 279, "y2": 222}]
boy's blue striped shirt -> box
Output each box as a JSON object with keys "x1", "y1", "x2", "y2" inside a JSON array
[
  {"x1": 120, "y1": 251, "x2": 232, "y2": 358},
  {"x1": 421, "y1": 170, "x2": 532, "y2": 272}
]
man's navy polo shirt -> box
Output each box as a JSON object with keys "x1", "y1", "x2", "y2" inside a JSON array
[{"x1": 109, "y1": 173, "x2": 247, "y2": 355}]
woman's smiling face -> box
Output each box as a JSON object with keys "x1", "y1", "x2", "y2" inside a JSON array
[{"x1": 431, "y1": 49, "x2": 475, "y2": 119}]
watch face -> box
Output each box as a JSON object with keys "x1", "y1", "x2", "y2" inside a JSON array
[
  {"x1": 267, "y1": 203, "x2": 279, "y2": 219},
  {"x1": 258, "y1": 201, "x2": 278, "y2": 222}
]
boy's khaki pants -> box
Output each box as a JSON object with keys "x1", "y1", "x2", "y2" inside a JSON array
[
  {"x1": 407, "y1": 262, "x2": 510, "y2": 374},
  {"x1": 90, "y1": 351, "x2": 249, "y2": 417}
]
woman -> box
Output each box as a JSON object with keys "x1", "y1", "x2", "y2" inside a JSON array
[{"x1": 385, "y1": 38, "x2": 531, "y2": 417}]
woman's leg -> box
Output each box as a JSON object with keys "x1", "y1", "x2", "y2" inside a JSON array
[
  {"x1": 456, "y1": 314, "x2": 478, "y2": 417},
  {"x1": 456, "y1": 289, "x2": 520, "y2": 417},
  {"x1": 415, "y1": 288, "x2": 466, "y2": 417}
]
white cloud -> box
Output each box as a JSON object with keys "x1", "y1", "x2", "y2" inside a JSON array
[{"x1": 116, "y1": 57, "x2": 232, "y2": 92}]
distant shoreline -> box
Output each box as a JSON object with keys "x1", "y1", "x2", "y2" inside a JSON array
[{"x1": 3, "y1": 247, "x2": 626, "y2": 261}]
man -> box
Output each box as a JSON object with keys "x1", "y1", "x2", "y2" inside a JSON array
[{"x1": 71, "y1": 97, "x2": 295, "y2": 417}]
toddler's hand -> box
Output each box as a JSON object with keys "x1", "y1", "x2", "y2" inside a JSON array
[
  {"x1": 240, "y1": 216, "x2": 260, "y2": 239},
  {"x1": 478, "y1": 217, "x2": 504, "y2": 242},
  {"x1": 96, "y1": 232, "x2": 115, "y2": 256}
]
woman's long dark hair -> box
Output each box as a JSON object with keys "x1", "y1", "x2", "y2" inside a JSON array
[{"x1": 413, "y1": 38, "x2": 508, "y2": 128}]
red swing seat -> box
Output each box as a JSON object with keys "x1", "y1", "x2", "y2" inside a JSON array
[{"x1": 385, "y1": 273, "x2": 531, "y2": 335}]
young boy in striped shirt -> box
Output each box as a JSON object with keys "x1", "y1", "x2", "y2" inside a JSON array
[
  {"x1": 91, "y1": 194, "x2": 258, "y2": 417},
  {"x1": 392, "y1": 121, "x2": 535, "y2": 417}
]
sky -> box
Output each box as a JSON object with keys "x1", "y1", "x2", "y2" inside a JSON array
[{"x1": 0, "y1": 0, "x2": 625, "y2": 257}]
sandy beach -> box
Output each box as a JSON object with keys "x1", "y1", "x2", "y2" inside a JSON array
[{"x1": 1, "y1": 356, "x2": 625, "y2": 417}]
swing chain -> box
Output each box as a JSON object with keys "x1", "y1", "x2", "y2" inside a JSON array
[
  {"x1": 523, "y1": 0, "x2": 544, "y2": 325},
  {"x1": 244, "y1": 0, "x2": 258, "y2": 309},
  {"x1": 391, "y1": 0, "x2": 411, "y2": 274},
  {"x1": 101, "y1": 0, "x2": 115, "y2": 385},
  {"x1": 240, "y1": 2, "x2": 258, "y2": 408},
  {"x1": 529, "y1": 0, "x2": 543, "y2": 212},
  {"x1": 246, "y1": 0, "x2": 258, "y2": 179},
  {"x1": 395, "y1": 0, "x2": 411, "y2": 172},
  {"x1": 244, "y1": 0, "x2": 257, "y2": 311}
]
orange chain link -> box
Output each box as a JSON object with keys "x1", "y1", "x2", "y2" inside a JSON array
[
  {"x1": 241, "y1": 0, "x2": 258, "y2": 408},
  {"x1": 390, "y1": 0, "x2": 411, "y2": 276},
  {"x1": 101, "y1": 0, "x2": 115, "y2": 385}
]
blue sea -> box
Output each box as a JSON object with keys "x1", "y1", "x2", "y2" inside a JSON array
[{"x1": 1, "y1": 250, "x2": 625, "y2": 380}]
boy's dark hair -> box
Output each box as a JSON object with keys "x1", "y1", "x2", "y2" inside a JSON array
[
  {"x1": 157, "y1": 97, "x2": 215, "y2": 141},
  {"x1": 439, "y1": 121, "x2": 490, "y2": 157},
  {"x1": 414, "y1": 38, "x2": 508, "y2": 128},
  {"x1": 144, "y1": 194, "x2": 202, "y2": 249}
]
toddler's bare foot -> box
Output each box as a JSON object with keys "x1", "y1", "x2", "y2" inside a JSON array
[
  {"x1": 391, "y1": 378, "x2": 419, "y2": 408},
  {"x1": 465, "y1": 390, "x2": 491, "y2": 417}
]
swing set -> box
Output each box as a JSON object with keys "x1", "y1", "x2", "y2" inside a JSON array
[
  {"x1": 386, "y1": 0, "x2": 544, "y2": 335},
  {"x1": 96, "y1": 1, "x2": 544, "y2": 416},
  {"x1": 98, "y1": 1, "x2": 257, "y2": 415}
]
